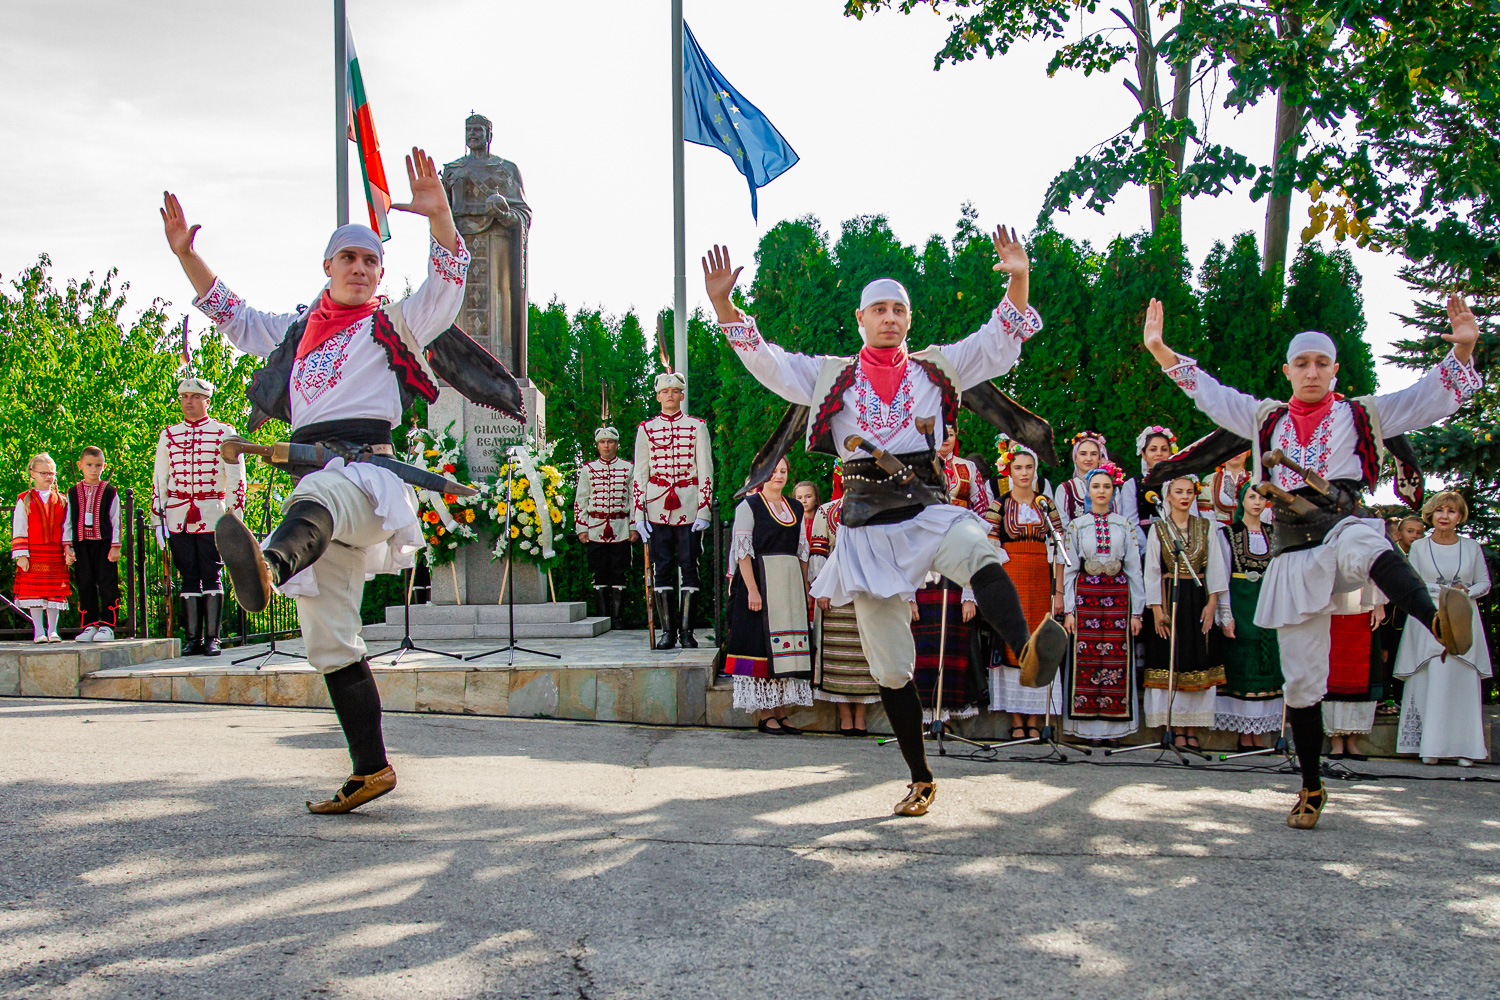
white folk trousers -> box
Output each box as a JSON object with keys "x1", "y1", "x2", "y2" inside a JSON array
[
  {"x1": 851, "y1": 517, "x2": 1001, "y2": 688},
  {"x1": 284, "y1": 471, "x2": 398, "y2": 673}
]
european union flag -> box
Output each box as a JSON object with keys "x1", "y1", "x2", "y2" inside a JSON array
[{"x1": 682, "y1": 20, "x2": 799, "y2": 221}]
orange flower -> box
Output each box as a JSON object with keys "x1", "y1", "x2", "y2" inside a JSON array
[
  {"x1": 443, "y1": 493, "x2": 457, "y2": 504},
  {"x1": 443, "y1": 463, "x2": 456, "y2": 473},
  {"x1": 422, "y1": 510, "x2": 440, "y2": 524}
]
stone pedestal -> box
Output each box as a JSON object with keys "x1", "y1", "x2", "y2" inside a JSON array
[{"x1": 427, "y1": 380, "x2": 550, "y2": 605}]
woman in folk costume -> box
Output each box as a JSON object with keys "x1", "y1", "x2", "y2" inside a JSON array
[
  {"x1": 810, "y1": 494, "x2": 883, "y2": 735},
  {"x1": 1395, "y1": 491, "x2": 1491, "y2": 765},
  {"x1": 1053, "y1": 431, "x2": 1112, "y2": 527},
  {"x1": 1322, "y1": 589, "x2": 1386, "y2": 759},
  {"x1": 163, "y1": 150, "x2": 522, "y2": 815},
  {"x1": 912, "y1": 426, "x2": 991, "y2": 723},
  {"x1": 704, "y1": 229, "x2": 1067, "y2": 817},
  {"x1": 1117, "y1": 425, "x2": 1178, "y2": 555},
  {"x1": 1216, "y1": 482, "x2": 1284, "y2": 751},
  {"x1": 1062, "y1": 464, "x2": 1146, "y2": 745},
  {"x1": 1203, "y1": 451, "x2": 1251, "y2": 525},
  {"x1": 986, "y1": 442, "x2": 1066, "y2": 738},
  {"x1": 724, "y1": 457, "x2": 814, "y2": 734},
  {"x1": 1142, "y1": 474, "x2": 1230, "y2": 749},
  {"x1": 1143, "y1": 296, "x2": 1481, "y2": 828},
  {"x1": 11, "y1": 454, "x2": 73, "y2": 643}
]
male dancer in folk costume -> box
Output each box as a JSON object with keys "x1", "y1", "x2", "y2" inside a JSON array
[
  {"x1": 704, "y1": 226, "x2": 1068, "y2": 817},
  {"x1": 151, "y1": 377, "x2": 246, "y2": 656},
  {"x1": 576, "y1": 425, "x2": 638, "y2": 624},
  {"x1": 1142, "y1": 294, "x2": 1482, "y2": 829},
  {"x1": 632, "y1": 373, "x2": 714, "y2": 649},
  {"x1": 162, "y1": 148, "x2": 522, "y2": 814}
]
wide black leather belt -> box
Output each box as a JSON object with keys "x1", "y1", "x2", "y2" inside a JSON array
[
  {"x1": 1265, "y1": 478, "x2": 1367, "y2": 558},
  {"x1": 839, "y1": 449, "x2": 948, "y2": 527}
]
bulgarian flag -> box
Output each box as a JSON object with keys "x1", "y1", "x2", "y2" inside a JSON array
[{"x1": 345, "y1": 24, "x2": 392, "y2": 241}]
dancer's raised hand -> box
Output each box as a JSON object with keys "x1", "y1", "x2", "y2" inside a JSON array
[
  {"x1": 702, "y1": 245, "x2": 744, "y2": 323},
  {"x1": 1142, "y1": 298, "x2": 1179, "y2": 368},
  {"x1": 391, "y1": 147, "x2": 460, "y2": 253},
  {"x1": 161, "y1": 192, "x2": 200, "y2": 258},
  {"x1": 991, "y1": 225, "x2": 1028, "y2": 276},
  {"x1": 1445, "y1": 292, "x2": 1479, "y2": 363}
]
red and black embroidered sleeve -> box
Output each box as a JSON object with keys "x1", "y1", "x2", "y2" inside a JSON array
[
  {"x1": 806, "y1": 362, "x2": 859, "y2": 456},
  {"x1": 370, "y1": 309, "x2": 440, "y2": 405},
  {"x1": 910, "y1": 357, "x2": 959, "y2": 428}
]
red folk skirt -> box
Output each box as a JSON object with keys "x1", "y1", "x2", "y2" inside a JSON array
[
  {"x1": 14, "y1": 491, "x2": 70, "y2": 605},
  {"x1": 995, "y1": 539, "x2": 1051, "y2": 668},
  {"x1": 1067, "y1": 571, "x2": 1134, "y2": 720}
]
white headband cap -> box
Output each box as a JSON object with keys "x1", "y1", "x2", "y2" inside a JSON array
[
  {"x1": 1286, "y1": 330, "x2": 1337, "y2": 364},
  {"x1": 323, "y1": 224, "x2": 384, "y2": 263},
  {"x1": 655, "y1": 372, "x2": 686, "y2": 392},
  {"x1": 177, "y1": 376, "x2": 215, "y2": 397},
  {"x1": 594, "y1": 426, "x2": 620, "y2": 442},
  {"x1": 859, "y1": 278, "x2": 911, "y2": 311}
]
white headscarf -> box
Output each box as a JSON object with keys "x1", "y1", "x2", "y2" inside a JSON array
[
  {"x1": 323, "y1": 224, "x2": 384, "y2": 263},
  {"x1": 1285, "y1": 330, "x2": 1337, "y2": 364}
]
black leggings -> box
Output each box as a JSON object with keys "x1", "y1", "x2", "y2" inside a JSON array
[{"x1": 324, "y1": 660, "x2": 388, "y2": 776}]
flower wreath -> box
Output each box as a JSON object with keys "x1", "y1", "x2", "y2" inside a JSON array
[
  {"x1": 1069, "y1": 430, "x2": 1106, "y2": 449},
  {"x1": 1135, "y1": 425, "x2": 1178, "y2": 455},
  {"x1": 407, "y1": 422, "x2": 481, "y2": 567},
  {"x1": 993, "y1": 435, "x2": 1037, "y2": 479},
  {"x1": 1089, "y1": 461, "x2": 1127, "y2": 487},
  {"x1": 490, "y1": 439, "x2": 571, "y2": 570}
]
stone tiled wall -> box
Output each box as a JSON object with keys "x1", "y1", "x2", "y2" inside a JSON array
[{"x1": 0, "y1": 640, "x2": 180, "y2": 700}]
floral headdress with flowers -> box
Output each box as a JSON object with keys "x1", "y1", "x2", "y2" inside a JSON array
[
  {"x1": 1087, "y1": 461, "x2": 1126, "y2": 487},
  {"x1": 1068, "y1": 430, "x2": 1109, "y2": 480},
  {"x1": 993, "y1": 435, "x2": 1038, "y2": 479},
  {"x1": 1134, "y1": 425, "x2": 1178, "y2": 475}
]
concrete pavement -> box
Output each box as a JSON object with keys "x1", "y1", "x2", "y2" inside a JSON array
[{"x1": 0, "y1": 698, "x2": 1496, "y2": 999}]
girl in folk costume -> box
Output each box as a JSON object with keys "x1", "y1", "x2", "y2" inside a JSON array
[
  {"x1": 810, "y1": 495, "x2": 883, "y2": 735},
  {"x1": 11, "y1": 454, "x2": 73, "y2": 643},
  {"x1": 793, "y1": 480, "x2": 820, "y2": 549},
  {"x1": 1062, "y1": 465, "x2": 1146, "y2": 745},
  {"x1": 1216, "y1": 483, "x2": 1284, "y2": 751},
  {"x1": 1144, "y1": 296, "x2": 1481, "y2": 828},
  {"x1": 1322, "y1": 590, "x2": 1386, "y2": 759},
  {"x1": 1203, "y1": 451, "x2": 1251, "y2": 525},
  {"x1": 706, "y1": 230, "x2": 1067, "y2": 818},
  {"x1": 1395, "y1": 492, "x2": 1491, "y2": 765},
  {"x1": 986, "y1": 442, "x2": 1066, "y2": 738},
  {"x1": 1118, "y1": 425, "x2": 1178, "y2": 554},
  {"x1": 165, "y1": 148, "x2": 522, "y2": 815},
  {"x1": 1053, "y1": 431, "x2": 1113, "y2": 527},
  {"x1": 1143, "y1": 474, "x2": 1230, "y2": 749},
  {"x1": 912, "y1": 426, "x2": 991, "y2": 722},
  {"x1": 724, "y1": 457, "x2": 814, "y2": 734}
]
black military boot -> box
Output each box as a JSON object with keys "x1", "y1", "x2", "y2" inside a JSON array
[
  {"x1": 217, "y1": 500, "x2": 334, "y2": 613},
  {"x1": 678, "y1": 591, "x2": 698, "y2": 648},
  {"x1": 654, "y1": 590, "x2": 678, "y2": 650},
  {"x1": 181, "y1": 595, "x2": 204, "y2": 656},
  {"x1": 202, "y1": 593, "x2": 224, "y2": 656},
  {"x1": 594, "y1": 586, "x2": 610, "y2": 622},
  {"x1": 609, "y1": 588, "x2": 627, "y2": 625}
]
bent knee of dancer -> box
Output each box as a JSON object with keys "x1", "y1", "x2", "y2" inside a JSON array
[
  {"x1": 1280, "y1": 666, "x2": 1328, "y2": 709},
  {"x1": 1333, "y1": 519, "x2": 1398, "y2": 582},
  {"x1": 932, "y1": 518, "x2": 1002, "y2": 585}
]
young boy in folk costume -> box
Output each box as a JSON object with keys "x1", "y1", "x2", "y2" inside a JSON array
[
  {"x1": 162, "y1": 147, "x2": 522, "y2": 814},
  {"x1": 575, "y1": 425, "x2": 638, "y2": 624},
  {"x1": 151, "y1": 377, "x2": 246, "y2": 655},
  {"x1": 69, "y1": 446, "x2": 123, "y2": 641},
  {"x1": 11, "y1": 454, "x2": 73, "y2": 643},
  {"x1": 704, "y1": 226, "x2": 1068, "y2": 817},
  {"x1": 632, "y1": 373, "x2": 714, "y2": 650},
  {"x1": 1143, "y1": 294, "x2": 1482, "y2": 829}
]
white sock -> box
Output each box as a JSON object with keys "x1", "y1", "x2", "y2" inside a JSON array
[
  {"x1": 29, "y1": 609, "x2": 44, "y2": 639},
  {"x1": 45, "y1": 608, "x2": 60, "y2": 635}
]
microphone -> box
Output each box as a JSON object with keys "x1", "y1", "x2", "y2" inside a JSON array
[
  {"x1": 1144, "y1": 490, "x2": 1163, "y2": 507},
  {"x1": 1036, "y1": 494, "x2": 1056, "y2": 513}
]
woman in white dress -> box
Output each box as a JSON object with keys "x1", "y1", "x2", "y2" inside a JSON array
[
  {"x1": 1061, "y1": 464, "x2": 1145, "y2": 745},
  {"x1": 1395, "y1": 491, "x2": 1491, "y2": 765}
]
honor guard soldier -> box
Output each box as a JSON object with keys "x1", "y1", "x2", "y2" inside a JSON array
[
  {"x1": 151, "y1": 375, "x2": 246, "y2": 656},
  {"x1": 632, "y1": 372, "x2": 714, "y2": 649},
  {"x1": 576, "y1": 425, "x2": 638, "y2": 624}
]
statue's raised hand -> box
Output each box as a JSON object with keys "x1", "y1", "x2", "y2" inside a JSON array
[
  {"x1": 160, "y1": 192, "x2": 200, "y2": 257},
  {"x1": 701, "y1": 245, "x2": 744, "y2": 323},
  {"x1": 391, "y1": 148, "x2": 451, "y2": 220},
  {"x1": 991, "y1": 225, "x2": 1028, "y2": 276}
]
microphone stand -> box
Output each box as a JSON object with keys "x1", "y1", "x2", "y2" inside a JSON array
[
  {"x1": 1108, "y1": 498, "x2": 1205, "y2": 763},
  {"x1": 234, "y1": 470, "x2": 303, "y2": 670}
]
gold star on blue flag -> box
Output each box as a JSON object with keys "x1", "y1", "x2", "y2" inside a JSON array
[{"x1": 682, "y1": 20, "x2": 799, "y2": 221}]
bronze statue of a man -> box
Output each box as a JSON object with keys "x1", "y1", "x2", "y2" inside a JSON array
[{"x1": 442, "y1": 113, "x2": 531, "y2": 373}]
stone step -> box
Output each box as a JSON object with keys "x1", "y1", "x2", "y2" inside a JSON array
[
  {"x1": 361, "y1": 617, "x2": 611, "y2": 641},
  {"x1": 384, "y1": 602, "x2": 587, "y2": 626},
  {"x1": 0, "y1": 638, "x2": 180, "y2": 698}
]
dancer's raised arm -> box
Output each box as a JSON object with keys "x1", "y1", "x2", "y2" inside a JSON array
[
  {"x1": 704, "y1": 243, "x2": 820, "y2": 403},
  {"x1": 161, "y1": 192, "x2": 216, "y2": 298}
]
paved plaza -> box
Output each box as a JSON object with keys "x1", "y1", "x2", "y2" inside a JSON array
[{"x1": 0, "y1": 697, "x2": 1496, "y2": 999}]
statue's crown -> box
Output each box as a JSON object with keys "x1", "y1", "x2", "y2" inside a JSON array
[{"x1": 466, "y1": 112, "x2": 492, "y2": 130}]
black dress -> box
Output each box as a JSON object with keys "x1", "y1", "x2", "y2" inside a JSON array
[{"x1": 724, "y1": 494, "x2": 813, "y2": 709}]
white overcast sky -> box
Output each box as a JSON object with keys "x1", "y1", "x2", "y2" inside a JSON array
[{"x1": 1, "y1": 0, "x2": 1418, "y2": 391}]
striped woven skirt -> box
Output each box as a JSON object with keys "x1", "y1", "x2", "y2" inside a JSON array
[
  {"x1": 814, "y1": 604, "x2": 880, "y2": 703},
  {"x1": 913, "y1": 579, "x2": 977, "y2": 716}
]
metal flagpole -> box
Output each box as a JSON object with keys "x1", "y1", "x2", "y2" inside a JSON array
[
  {"x1": 670, "y1": 0, "x2": 688, "y2": 411},
  {"x1": 334, "y1": 0, "x2": 350, "y2": 226}
]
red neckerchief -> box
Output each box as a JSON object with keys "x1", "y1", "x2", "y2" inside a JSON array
[
  {"x1": 1286, "y1": 391, "x2": 1344, "y2": 446},
  {"x1": 297, "y1": 290, "x2": 382, "y2": 360},
  {"x1": 857, "y1": 343, "x2": 908, "y2": 406}
]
